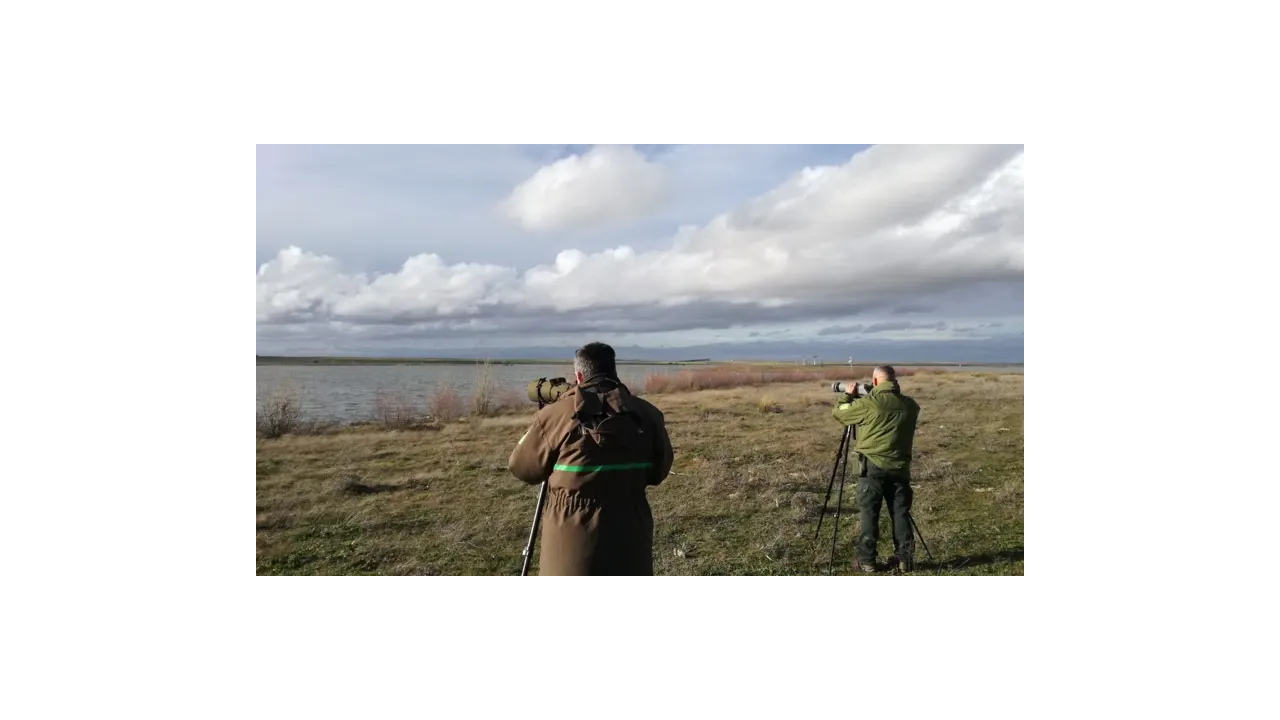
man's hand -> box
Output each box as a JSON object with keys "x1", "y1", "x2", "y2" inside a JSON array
[{"x1": 833, "y1": 388, "x2": 872, "y2": 425}]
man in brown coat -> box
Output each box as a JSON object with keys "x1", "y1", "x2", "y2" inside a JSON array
[{"x1": 508, "y1": 342, "x2": 674, "y2": 575}]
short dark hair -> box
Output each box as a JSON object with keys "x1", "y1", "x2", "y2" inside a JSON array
[
  {"x1": 874, "y1": 365, "x2": 897, "y2": 383},
  {"x1": 575, "y1": 342, "x2": 618, "y2": 381}
]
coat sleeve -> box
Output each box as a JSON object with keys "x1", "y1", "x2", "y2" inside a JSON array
[
  {"x1": 832, "y1": 396, "x2": 872, "y2": 426},
  {"x1": 508, "y1": 415, "x2": 558, "y2": 485},
  {"x1": 647, "y1": 414, "x2": 674, "y2": 486}
]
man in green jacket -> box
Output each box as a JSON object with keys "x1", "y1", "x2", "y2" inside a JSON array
[{"x1": 832, "y1": 365, "x2": 921, "y2": 573}]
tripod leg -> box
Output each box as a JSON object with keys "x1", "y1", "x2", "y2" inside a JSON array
[
  {"x1": 813, "y1": 427, "x2": 849, "y2": 544},
  {"x1": 908, "y1": 512, "x2": 934, "y2": 564},
  {"x1": 829, "y1": 428, "x2": 850, "y2": 575},
  {"x1": 520, "y1": 481, "x2": 548, "y2": 576}
]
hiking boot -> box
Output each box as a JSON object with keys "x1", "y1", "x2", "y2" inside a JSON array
[
  {"x1": 852, "y1": 557, "x2": 879, "y2": 573},
  {"x1": 886, "y1": 556, "x2": 901, "y2": 570}
]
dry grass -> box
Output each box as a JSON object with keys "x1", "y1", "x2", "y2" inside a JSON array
[
  {"x1": 257, "y1": 371, "x2": 1024, "y2": 575},
  {"x1": 758, "y1": 395, "x2": 784, "y2": 414},
  {"x1": 643, "y1": 365, "x2": 938, "y2": 394},
  {"x1": 293, "y1": 419, "x2": 342, "y2": 436}
]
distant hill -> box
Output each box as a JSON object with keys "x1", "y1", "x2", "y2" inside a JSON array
[{"x1": 256, "y1": 336, "x2": 1023, "y2": 365}]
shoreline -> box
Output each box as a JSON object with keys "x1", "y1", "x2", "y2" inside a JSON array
[
  {"x1": 257, "y1": 368, "x2": 1026, "y2": 436},
  {"x1": 255, "y1": 356, "x2": 712, "y2": 366},
  {"x1": 256, "y1": 355, "x2": 1024, "y2": 368}
]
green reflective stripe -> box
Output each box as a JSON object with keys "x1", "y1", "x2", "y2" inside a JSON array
[
  {"x1": 518, "y1": 432, "x2": 528, "y2": 444},
  {"x1": 553, "y1": 462, "x2": 653, "y2": 472}
]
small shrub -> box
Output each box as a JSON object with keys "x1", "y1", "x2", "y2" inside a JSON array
[
  {"x1": 470, "y1": 360, "x2": 498, "y2": 417},
  {"x1": 494, "y1": 388, "x2": 526, "y2": 414},
  {"x1": 373, "y1": 391, "x2": 426, "y2": 429},
  {"x1": 758, "y1": 396, "x2": 784, "y2": 414},
  {"x1": 428, "y1": 383, "x2": 466, "y2": 423},
  {"x1": 257, "y1": 391, "x2": 302, "y2": 439}
]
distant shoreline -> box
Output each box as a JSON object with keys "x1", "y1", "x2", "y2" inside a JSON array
[
  {"x1": 256, "y1": 355, "x2": 1022, "y2": 368},
  {"x1": 255, "y1": 356, "x2": 714, "y2": 366}
]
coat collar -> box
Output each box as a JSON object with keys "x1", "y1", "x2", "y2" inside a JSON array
[{"x1": 871, "y1": 380, "x2": 898, "y2": 395}]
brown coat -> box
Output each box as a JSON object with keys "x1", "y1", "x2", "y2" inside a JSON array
[{"x1": 508, "y1": 379, "x2": 674, "y2": 575}]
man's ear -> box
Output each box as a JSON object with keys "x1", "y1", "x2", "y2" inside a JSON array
[{"x1": 575, "y1": 371, "x2": 584, "y2": 384}]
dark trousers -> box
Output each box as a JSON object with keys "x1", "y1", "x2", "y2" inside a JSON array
[{"x1": 855, "y1": 461, "x2": 914, "y2": 565}]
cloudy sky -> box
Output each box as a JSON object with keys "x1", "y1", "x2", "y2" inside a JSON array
[{"x1": 257, "y1": 145, "x2": 1024, "y2": 362}]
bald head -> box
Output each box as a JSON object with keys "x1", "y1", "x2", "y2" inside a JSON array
[{"x1": 873, "y1": 365, "x2": 897, "y2": 386}]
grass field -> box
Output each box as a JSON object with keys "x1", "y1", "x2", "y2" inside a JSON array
[{"x1": 256, "y1": 371, "x2": 1024, "y2": 575}]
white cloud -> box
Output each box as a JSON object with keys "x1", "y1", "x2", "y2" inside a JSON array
[
  {"x1": 258, "y1": 144, "x2": 1024, "y2": 342},
  {"x1": 500, "y1": 145, "x2": 669, "y2": 233},
  {"x1": 255, "y1": 247, "x2": 365, "y2": 323},
  {"x1": 256, "y1": 249, "x2": 520, "y2": 324}
]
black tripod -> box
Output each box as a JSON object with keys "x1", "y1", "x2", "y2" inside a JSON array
[
  {"x1": 814, "y1": 425, "x2": 934, "y2": 573},
  {"x1": 520, "y1": 394, "x2": 554, "y2": 577},
  {"x1": 520, "y1": 481, "x2": 547, "y2": 576},
  {"x1": 813, "y1": 425, "x2": 855, "y2": 575}
]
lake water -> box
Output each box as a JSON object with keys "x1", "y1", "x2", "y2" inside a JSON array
[
  {"x1": 256, "y1": 363, "x2": 683, "y2": 423},
  {"x1": 256, "y1": 362, "x2": 1022, "y2": 424}
]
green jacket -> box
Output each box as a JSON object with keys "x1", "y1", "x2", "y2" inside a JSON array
[{"x1": 831, "y1": 380, "x2": 920, "y2": 473}]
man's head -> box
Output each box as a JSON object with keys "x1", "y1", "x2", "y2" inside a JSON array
[
  {"x1": 872, "y1": 365, "x2": 897, "y2": 387},
  {"x1": 574, "y1": 342, "x2": 618, "y2": 384}
]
